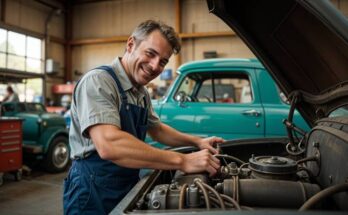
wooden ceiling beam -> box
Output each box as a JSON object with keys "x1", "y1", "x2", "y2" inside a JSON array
[
  {"x1": 70, "y1": 35, "x2": 129, "y2": 45},
  {"x1": 0, "y1": 21, "x2": 66, "y2": 44},
  {"x1": 180, "y1": 31, "x2": 235, "y2": 38},
  {"x1": 69, "y1": 31, "x2": 235, "y2": 46}
]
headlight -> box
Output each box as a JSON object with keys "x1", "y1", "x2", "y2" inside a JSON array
[{"x1": 37, "y1": 118, "x2": 47, "y2": 126}]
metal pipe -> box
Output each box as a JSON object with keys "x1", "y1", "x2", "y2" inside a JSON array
[
  {"x1": 44, "y1": 8, "x2": 62, "y2": 101},
  {"x1": 299, "y1": 183, "x2": 348, "y2": 211},
  {"x1": 178, "y1": 183, "x2": 188, "y2": 210}
]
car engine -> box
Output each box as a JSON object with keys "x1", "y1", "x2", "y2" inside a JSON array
[
  {"x1": 118, "y1": 117, "x2": 348, "y2": 213},
  {"x1": 144, "y1": 155, "x2": 322, "y2": 211}
]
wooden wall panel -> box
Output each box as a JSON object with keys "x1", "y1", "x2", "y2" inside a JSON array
[
  {"x1": 73, "y1": 0, "x2": 174, "y2": 39},
  {"x1": 71, "y1": 42, "x2": 176, "y2": 86},
  {"x1": 181, "y1": 0, "x2": 230, "y2": 33},
  {"x1": 49, "y1": 42, "x2": 65, "y2": 76},
  {"x1": 181, "y1": 37, "x2": 254, "y2": 63},
  {"x1": 5, "y1": 0, "x2": 64, "y2": 38},
  {"x1": 71, "y1": 43, "x2": 124, "y2": 80}
]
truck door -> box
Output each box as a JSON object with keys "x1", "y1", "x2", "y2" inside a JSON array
[
  {"x1": 159, "y1": 69, "x2": 265, "y2": 140},
  {"x1": 191, "y1": 70, "x2": 265, "y2": 140}
]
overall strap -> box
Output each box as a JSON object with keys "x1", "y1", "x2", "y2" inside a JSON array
[
  {"x1": 73, "y1": 65, "x2": 128, "y2": 104},
  {"x1": 95, "y1": 65, "x2": 128, "y2": 103},
  {"x1": 97, "y1": 66, "x2": 148, "y2": 108}
]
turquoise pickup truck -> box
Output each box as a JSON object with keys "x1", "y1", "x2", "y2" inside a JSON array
[{"x1": 148, "y1": 58, "x2": 309, "y2": 147}]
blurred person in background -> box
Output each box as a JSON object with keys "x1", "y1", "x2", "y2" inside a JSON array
[{"x1": 2, "y1": 86, "x2": 19, "y2": 103}]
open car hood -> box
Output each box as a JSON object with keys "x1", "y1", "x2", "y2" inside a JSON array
[{"x1": 207, "y1": 0, "x2": 348, "y2": 125}]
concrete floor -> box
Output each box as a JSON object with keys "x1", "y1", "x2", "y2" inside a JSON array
[{"x1": 0, "y1": 168, "x2": 68, "y2": 215}]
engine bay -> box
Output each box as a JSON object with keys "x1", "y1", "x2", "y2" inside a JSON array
[
  {"x1": 115, "y1": 117, "x2": 348, "y2": 214},
  {"x1": 145, "y1": 154, "x2": 321, "y2": 211}
]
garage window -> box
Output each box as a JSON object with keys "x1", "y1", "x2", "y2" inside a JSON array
[{"x1": 0, "y1": 28, "x2": 43, "y2": 73}]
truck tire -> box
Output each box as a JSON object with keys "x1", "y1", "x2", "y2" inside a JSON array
[
  {"x1": 13, "y1": 169, "x2": 22, "y2": 181},
  {"x1": 0, "y1": 173, "x2": 3, "y2": 186},
  {"x1": 44, "y1": 136, "x2": 70, "y2": 173}
]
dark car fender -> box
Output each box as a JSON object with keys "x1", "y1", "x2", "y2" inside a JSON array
[{"x1": 38, "y1": 127, "x2": 69, "y2": 153}]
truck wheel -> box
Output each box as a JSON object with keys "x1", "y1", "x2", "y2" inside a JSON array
[
  {"x1": 13, "y1": 169, "x2": 22, "y2": 181},
  {"x1": 44, "y1": 136, "x2": 70, "y2": 173},
  {"x1": 0, "y1": 173, "x2": 3, "y2": 186}
]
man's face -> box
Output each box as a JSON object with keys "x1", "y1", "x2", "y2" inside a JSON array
[{"x1": 124, "y1": 30, "x2": 173, "y2": 87}]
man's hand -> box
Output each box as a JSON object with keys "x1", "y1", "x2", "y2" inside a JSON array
[
  {"x1": 181, "y1": 149, "x2": 221, "y2": 177},
  {"x1": 196, "y1": 136, "x2": 225, "y2": 154}
]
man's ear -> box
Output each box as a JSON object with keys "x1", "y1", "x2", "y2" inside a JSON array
[{"x1": 126, "y1": 36, "x2": 135, "y2": 53}]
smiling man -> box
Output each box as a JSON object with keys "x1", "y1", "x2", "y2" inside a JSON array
[{"x1": 63, "y1": 20, "x2": 224, "y2": 214}]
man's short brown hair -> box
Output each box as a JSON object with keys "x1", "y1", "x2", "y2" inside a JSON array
[{"x1": 131, "y1": 20, "x2": 181, "y2": 55}]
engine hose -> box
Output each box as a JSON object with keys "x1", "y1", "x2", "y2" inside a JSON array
[
  {"x1": 221, "y1": 194, "x2": 241, "y2": 210},
  {"x1": 299, "y1": 183, "x2": 348, "y2": 211},
  {"x1": 208, "y1": 196, "x2": 230, "y2": 208},
  {"x1": 194, "y1": 180, "x2": 211, "y2": 209},
  {"x1": 215, "y1": 154, "x2": 245, "y2": 165},
  {"x1": 202, "y1": 182, "x2": 225, "y2": 209},
  {"x1": 208, "y1": 195, "x2": 235, "y2": 209},
  {"x1": 296, "y1": 156, "x2": 317, "y2": 164},
  {"x1": 178, "y1": 183, "x2": 188, "y2": 210},
  {"x1": 239, "y1": 162, "x2": 249, "y2": 169}
]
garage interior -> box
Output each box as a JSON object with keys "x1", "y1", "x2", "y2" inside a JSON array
[{"x1": 0, "y1": 0, "x2": 348, "y2": 214}]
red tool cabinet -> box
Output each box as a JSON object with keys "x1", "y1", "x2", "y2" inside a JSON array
[{"x1": 0, "y1": 117, "x2": 23, "y2": 186}]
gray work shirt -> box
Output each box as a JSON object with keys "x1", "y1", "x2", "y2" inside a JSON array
[{"x1": 69, "y1": 57, "x2": 160, "y2": 159}]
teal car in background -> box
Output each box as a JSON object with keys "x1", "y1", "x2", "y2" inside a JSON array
[
  {"x1": 1, "y1": 102, "x2": 70, "y2": 172},
  {"x1": 148, "y1": 58, "x2": 309, "y2": 147}
]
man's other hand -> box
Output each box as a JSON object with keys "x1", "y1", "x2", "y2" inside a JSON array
[{"x1": 196, "y1": 136, "x2": 225, "y2": 154}]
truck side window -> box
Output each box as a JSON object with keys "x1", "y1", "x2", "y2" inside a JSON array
[
  {"x1": 196, "y1": 74, "x2": 252, "y2": 104},
  {"x1": 174, "y1": 75, "x2": 198, "y2": 102},
  {"x1": 17, "y1": 103, "x2": 26, "y2": 112},
  {"x1": 3, "y1": 104, "x2": 15, "y2": 112},
  {"x1": 174, "y1": 72, "x2": 252, "y2": 104}
]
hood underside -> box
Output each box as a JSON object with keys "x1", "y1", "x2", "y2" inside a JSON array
[{"x1": 207, "y1": 0, "x2": 348, "y2": 124}]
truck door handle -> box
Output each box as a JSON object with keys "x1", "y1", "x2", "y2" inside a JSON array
[{"x1": 242, "y1": 109, "x2": 261, "y2": 117}]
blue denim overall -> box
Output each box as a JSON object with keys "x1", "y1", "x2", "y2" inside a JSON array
[{"x1": 63, "y1": 66, "x2": 148, "y2": 214}]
